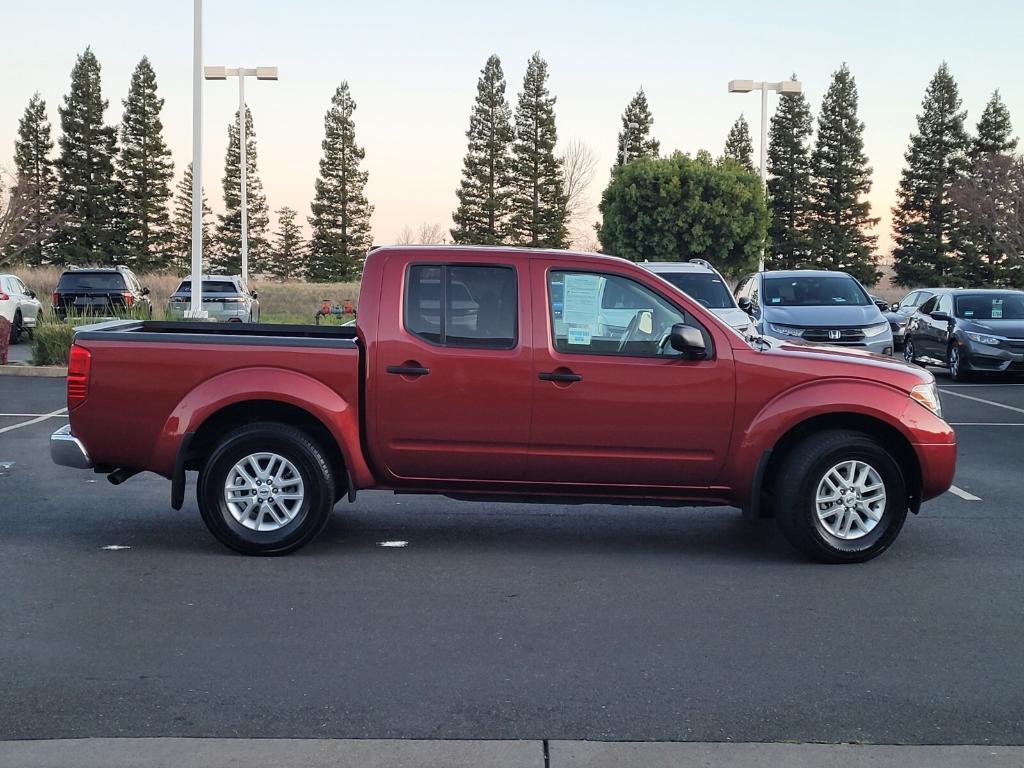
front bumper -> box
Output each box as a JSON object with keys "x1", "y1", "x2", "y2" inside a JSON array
[
  {"x1": 50, "y1": 424, "x2": 93, "y2": 469},
  {"x1": 962, "y1": 340, "x2": 1024, "y2": 374}
]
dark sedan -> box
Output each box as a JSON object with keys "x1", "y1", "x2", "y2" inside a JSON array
[{"x1": 904, "y1": 289, "x2": 1024, "y2": 380}]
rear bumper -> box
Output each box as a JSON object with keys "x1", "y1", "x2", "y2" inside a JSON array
[{"x1": 50, "y1": 424, "x2": 93, "y2": 470}]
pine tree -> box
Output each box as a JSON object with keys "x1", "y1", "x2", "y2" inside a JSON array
[
  {"x1": 508, "y1": 52, "x2": 568, "y2": 248},
  {"x1": 766, "y1": 76, "x2": 813, "y2": 270},
  {"x1": 892, "y1": 63, "x2": 972, "y2": 286},
  {"x1": 269, "y1": 206, "x2": 305, "y2": 279},
  {"x1": 451, "y1": 55, "x2": 514, "y2": 245},
  {"x1": 722, "y1": 115, "x2": 754, "y2": 172},
  {"x1": 615, "y1": 88, "x2": 660, "y2": 166},
  {"x1": 808, "y1": 64, "x2": 879, "y2": 284},
  {"x1": 972, "y1": 91, "x2": 1017, "y2": 159},
  {"x1": 54, "y1": 47, "x2": 122, "y2": 265},
  {"x1": 117, "y1": 57, "x2": 174, "y2": 272},
  {"x1": 213, "y1": 106, "x2": 271, "y2": 275},
  {"x1": 307, "y1": 82, "x2": 373, "y2": 282},
  {"x1": 170, "y1": 162, "x2": 212, "y2": 274},
  {"x1": 5, "y1": 93, "x2": 58, "y2": 265}
]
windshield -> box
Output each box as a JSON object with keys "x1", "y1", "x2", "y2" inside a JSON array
[
  {"x1": 56, "y1": 272, "x2": 126, "y2": 292},
  {"x1": 955, "y1": 293, "x2": 1024, "y2": 320},
  {"x1": 659, "y1": 272, "x2": 735, "y2": 309},
  {"x1": 762, "y1": 275, "x2": 870, "y2": 307},
  {"x1": 174, "y1": 280, "x2": 241, "y2": 295}
]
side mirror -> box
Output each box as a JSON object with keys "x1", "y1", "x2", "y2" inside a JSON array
[
  {"x1": 141, "y1": 287, "x2": 150, "y2": 296},
  {"x1": 737, "y1": 296, "x2": 753, "y2": 316},
  {"x1": 26, "y1": 289, "x2": 36, "y2": 299},
  {"x1": 930, "y1": 310, "x2": 951, "y2": 322},
  {"x1": 669, "y1": 323, "x2": 707, "y2": 359},
  {"x1": 890, "y1": 302, "x2": 900, "y2": 311},
  {"x1": 874, "y1": 299, "x2": 889, "y2": 311}
]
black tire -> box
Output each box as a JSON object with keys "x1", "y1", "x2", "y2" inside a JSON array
[
  {"x1": 197, "y1": 422, "x2": 336, "y2": 555},
  {"x1": 903, "y1": 336, "x2": 918, "y2": 365},
  {"x1": 949, "y1": 342, "x2": 970, "y2": 382},
  {"x1": 775, "y1": 430, "x2": 908, "y2": 564},
  {"x1": 10, "y1": 311, "x2": 22, "y2": 344}
]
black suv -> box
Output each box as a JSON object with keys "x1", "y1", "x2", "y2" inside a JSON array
[
  {"x1": 52, "y1": 266, "x2": 152, "y2": 320},
  {"x1": 904, "y1": 288, "x2": 1024, "y2": 380}
]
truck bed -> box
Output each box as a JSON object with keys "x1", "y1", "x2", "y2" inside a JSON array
[{"x1": 75, "y1": 319, "x2": 359, "y2": 346}]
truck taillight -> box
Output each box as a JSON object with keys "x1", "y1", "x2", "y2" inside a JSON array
[
  {"x1": 67, "y1": 345, "x2": 91, "y2": 409},
  {"x1": 123, "y1": 292, "x2": 135, "y2": 307}
]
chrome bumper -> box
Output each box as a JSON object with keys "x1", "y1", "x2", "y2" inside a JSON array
[{"x1": 50, "y1": 424, "x2": 93, "y2": 469}]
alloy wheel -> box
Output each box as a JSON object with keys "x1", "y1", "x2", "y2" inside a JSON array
[
  {"x1": 223, "y1": 452, "x2": 305, "y2": 532},
  {"x1": 814, "y1": 460, "x2": 887, "y2": 541}
]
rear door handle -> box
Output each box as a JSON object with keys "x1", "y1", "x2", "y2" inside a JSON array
[
  {"x1": 538, "y1": 371, "x2": 582, "y2": 383},
  {"x1": 387, "y1": 365, "x2": 430, "y2": 377}
]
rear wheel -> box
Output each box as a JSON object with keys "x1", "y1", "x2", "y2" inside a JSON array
[
  {"x1": 10, "y1": 311, "x2": 22, "y2": 343},
  {"x1": 197, "y1": 422, "x2": 336, "y2": 555},
  {"x1": 775, "y1": 430, "x2": 908, "y2": 563}
]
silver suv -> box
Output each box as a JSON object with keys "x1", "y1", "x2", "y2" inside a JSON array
[
  {"x1": 166, "y1": 276, "x2": 260, "y2": 323},
  {"x1": 640, "y1": 260, "x2": 755, "y2": 335},
  {"x1": 735, "y1": 270, "x2": 893, "y2": 355}
]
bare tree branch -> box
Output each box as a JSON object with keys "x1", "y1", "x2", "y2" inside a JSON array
[
  {"x1": 0, "y1": 168, "x2": 63, "y2": 268},
  {"x1": 560, "y1": 139, "x2": 598, "y2": 250},
  {"x1": 395, "y1": 222, "x2": 448, "y2": 245},
  {"x1": 952, "y1": 153, "x2": 1024, "y2": 284}
]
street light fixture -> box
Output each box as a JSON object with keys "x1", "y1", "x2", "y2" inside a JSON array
[
  {"x1": 621, "y1": 121, "x2": 640, "y2": 166},
  {"x1": 728, "y1": 78, "x2": 802, "y2": 270},
  {"x1": 204, "y1": 66, "x2": 279, "y2": 286}
]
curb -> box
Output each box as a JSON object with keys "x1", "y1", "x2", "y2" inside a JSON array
[{"x1": 0, "y1": 364, "x2": 67, "y2": 378}]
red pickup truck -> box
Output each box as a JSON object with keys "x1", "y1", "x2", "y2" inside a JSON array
[{"x1": 51, "y1": 246, "x2": 956, "y2": 562}]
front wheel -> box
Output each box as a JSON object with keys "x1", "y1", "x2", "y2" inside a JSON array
[
  {"x1": 949, "y1": 343, "x2": 970, "y2": 382},
  {"x1": 197, "y1": 422, "x2": 337, "y2": 555},
  {"x1": 903, "y1": 337, "x2": 919, "y2": 365},
  {"x1": 774, "y1": 430, "x2": 908, "y2": 563}
]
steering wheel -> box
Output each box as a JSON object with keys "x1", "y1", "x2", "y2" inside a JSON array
[{"x1": 617, "y1": 311, "x2": 643, "y2": 353}]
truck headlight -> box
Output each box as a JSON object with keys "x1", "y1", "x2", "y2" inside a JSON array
[
  {"x1": 768, "y1": 323, "x2": 803, "y2": 337},
  {"x1": 910, "y1": 382, "x2": 942, "y2": 418},
  {"x1": 863, "y1": 321, "x2": 890, "y2": 338},
  {"x1": 966, "y1": 331, "x2": 1001, "y2": 346}
]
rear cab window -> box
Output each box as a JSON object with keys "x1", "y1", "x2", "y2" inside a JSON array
[{"x1": 404, "y1": 264, "x2": 517, "y2": 349}]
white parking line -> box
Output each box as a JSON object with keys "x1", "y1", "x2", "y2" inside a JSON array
[
  {"x1": 948, "y1": 485, "x2": 982, "y2": 501},
  {"x1": 0, "y1": 412, "x2": 68, "y2": 418},
  {"x1": 0, "y1": 408, "x2": 68, "y2": 435},
  {"x1": 941, "y1": 389, "x2": 1024, "y2": 415},
  {"x1": 949, "y1": 422, "x2": 1024, "y2": 426}
]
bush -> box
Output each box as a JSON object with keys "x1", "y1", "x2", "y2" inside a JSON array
[{"x1": 32, "y1": 321, "x2": 76, "y2": 366}]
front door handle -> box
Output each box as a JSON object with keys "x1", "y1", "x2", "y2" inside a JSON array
[
  {"x1": 538, "y1": 370, "x2": 582, "y2": 383},
  {"x1": 387, "y1": 364, "x2": 430, "y2": 377}
]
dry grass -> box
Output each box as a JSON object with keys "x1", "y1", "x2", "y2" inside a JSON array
[{"x1": 12, "y1": 266, "x2": 361, "y2": 321}]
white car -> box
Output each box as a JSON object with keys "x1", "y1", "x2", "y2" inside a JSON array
[
  {"x1": 0, "y1": 273, "x2": 42, "y2": 343},
  {"x1": 640, "y1": 260, "x2": 756, "y2": 336}
]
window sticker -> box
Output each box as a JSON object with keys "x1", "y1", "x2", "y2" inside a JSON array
[
  {"x1": 567, "y1": 326, "x2": 592, "y2": 345},
  {"x1": 992, "y1": 299, "x2": 1003, "y2": 319},
  {"x1": 563, "y1": 274, "x2": 602, "y2": 327}
]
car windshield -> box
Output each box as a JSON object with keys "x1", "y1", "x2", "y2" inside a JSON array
[
  {"x1": 955, "y1": 293, "x2": 1024, "y2": 320},
  {"x1": 659, "y1": 272, "x2": 734, "y2": 309},
  {"x1": 762, "y1": 275, "x2": 870, "y2": 307},
  {"x1": 174, "y1": 280, "x2": 241, "y2": 295},
  {"x1": 56, "y1": 272, "x2": 127, "y2": 291}
]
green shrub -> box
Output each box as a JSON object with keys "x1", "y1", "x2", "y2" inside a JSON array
[{"x1": 32, "y1": 322, "x2": 76, "y2": 366}]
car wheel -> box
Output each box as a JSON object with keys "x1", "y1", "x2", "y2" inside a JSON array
[
  {"x1": 774, "y1": 429, "x2": 908, "y2": 564},
  {"x1": 197, "y1": 422, "x2": 336, "y2": 555},
  {"x1": 10, "y1": 311, "x2": 22, "y2": 344},
  {"x1": 949, "y1": 343, "x2": 970, "y2": 382},
  {"x1": 903, "y1": 337, "x2": 918, "y2": 365}
]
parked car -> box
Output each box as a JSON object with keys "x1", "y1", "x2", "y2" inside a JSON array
[
  {"x1": 51, "y1": 246, "x2": 954, "y2": 563},
  {"x1": 165, "y1": 276, "x2": 260, "y2": 323},
  {"x1": 870, "y1": 294, "x2": 908, "y2": 350},
  {"x1": 52, "y1": 266, "x2": 152, "y2": 320},
  {"x1": 735, "y1": 270, "x2": 894, "y2": 355},
  {"x1": 0, "y1": 273, "x2": 42, "y2": 343},
  {"x1": 904, "y1": 288, "x2": 1024, "y2": 381},
  {"x1": 640, "y1": 259, "x2": 756, "y2": 336}
]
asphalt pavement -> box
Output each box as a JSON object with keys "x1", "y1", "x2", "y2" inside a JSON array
[{"x1": 1, "y1": 374, "x2": 1023, "y2": 751}]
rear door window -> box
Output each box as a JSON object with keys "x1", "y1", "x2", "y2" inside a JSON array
[{"x1": 405, "y1": 264, "x2": 517, "y2": 349}]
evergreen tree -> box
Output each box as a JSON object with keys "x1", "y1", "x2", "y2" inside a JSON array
[
  {"x1": 766, "y1": 76, "x2": 813, "y2": 270},
  {"x1": 892, "y1": 63, "x2": 972, "y2": 286},
  {"x1": 722, "y1": 115, "x2": 754, "y2": 172},
  {"x1": 6, "y1": 93, "x2": 58, "y2": 265},
  {"x1": 269, "y1": 206, "x2": 305, "y2": 279},
  {"x1": 451, "y1": 55, "x2": 514, "y2": 245},
  {"x1": 54, "y1": 47, "x2": 122, "y2": 265},
  {"x1": 508, "y1": 52, "x2": 568, "y2": 248},
  {"x1": 972, "y1": 91, "x2": 1017, "y2": 159},
  {"x1": 213, "y1": 106, "x2": 271, "y2": 275},
  {"x1": 117, "y1": 57, "x2": 174, "y2": 271},
  {"x1": 808, "y1": 64, "x2": 879, "y2": 284},
  {"x1": 170, "y1": 162, "x2": 212, "y2": 274},
  {"x1": 615, "y1": 88, "x2": 660, "y2": 166},
  {"x1": 307, "y1": 82, "x2": 373, "y2": 281}
]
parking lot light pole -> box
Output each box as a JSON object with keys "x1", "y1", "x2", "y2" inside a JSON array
[
  {"x1": 186, "y1": 0, "x2": 207, "y2": 319},
  {"x1": 204, "y1": 66, "x2": 279, "y2": 286},
  {"x1": 728, "y1": 79, "x2": 802, "y2": 271}
]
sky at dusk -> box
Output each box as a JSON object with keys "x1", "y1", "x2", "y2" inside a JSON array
[{"x1": 2, "y1": 0, "x2": 1022, "y2": 257}]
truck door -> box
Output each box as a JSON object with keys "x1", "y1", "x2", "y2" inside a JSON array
[
  {"x1": 527, "y1": 260, "x2": 736, "y2": 489},
  {"x1": 372, "y1": 256, "x2": 532, "y2": 482}
]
